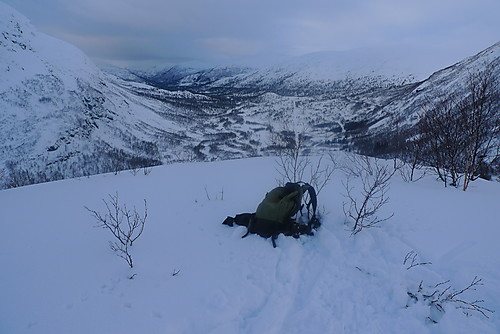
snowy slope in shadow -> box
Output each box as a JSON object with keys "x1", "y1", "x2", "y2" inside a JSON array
[{"x1": 0, "y1": 155, "x2": 499, "y2": 334}]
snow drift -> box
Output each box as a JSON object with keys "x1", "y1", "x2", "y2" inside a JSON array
[{"x1": 0, "y1": 155, "x2": 499, "y2": 333}]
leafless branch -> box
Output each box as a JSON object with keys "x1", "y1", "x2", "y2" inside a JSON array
[
  {"x1": 342, "y1": 157, "x2": 395, "y2": 234},
  {"x1": 85, "y1": 193, "x2": 148, "y2": 268},
  {"x1": 404, "y1": 251, "x2": 432, "y2": 270},
  {"x1": 341, "y1": 154, "x2": 375, "y2": 178},
  {"x1": 407, "y1": 274, "x2": 494, "y2": 321},
  {"x1": 272, "y1": 125, "x2": 335, "y2": 195},
  {"x1": 431, "y1": 277, "x2": 494, "y2": 318}
]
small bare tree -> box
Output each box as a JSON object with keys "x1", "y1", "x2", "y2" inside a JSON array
[
  {"x1": 411, "y1": 61, "x2": 499, "y2": 189},
  {"x1": 397, "y1": 159, "x2": 426, "y2": 183},
  {"x1": 418, "y1": 94, "x2": 467, "y2": 187},
  {"x1": 461, "y1": 63, "x2": 499, "y2": 190},
  {"x1": 85, "y1": 193, "x2": 147, "y2": 268},
  {"x1": 130, "y1": 166, "x2": 140, "y2": 176},
  {"x1": 143, "y1": 166, "x2": 152, "y2": 176},
  {"x1": 273, "y1": 127, "x2": 310, "y2": 183},
  {"x1": 272, "y1": 126, "x2": 335, "y2": 195},
  {"x1": 342, "y1": 156, "x2": 394, "y2": 235},
  {"x1": 396, "y1": 127, "x2": 427, "y2": 182}
]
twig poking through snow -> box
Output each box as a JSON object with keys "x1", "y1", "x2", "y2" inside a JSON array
[{"x1": 404, "y1": 250, "x2": 432, "y2": 270}]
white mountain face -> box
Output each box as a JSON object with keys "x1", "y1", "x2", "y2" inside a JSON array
[
  {"x1": 0, "y1": 2, "x2": 194, "y2": 188},
  {"x1": 1, "y1": 1, "x2": 498, "y2": 189}
]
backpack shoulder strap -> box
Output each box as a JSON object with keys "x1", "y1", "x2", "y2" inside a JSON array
[{"x1": 301, "y1": 183, "x2": 317, "y2": 218}]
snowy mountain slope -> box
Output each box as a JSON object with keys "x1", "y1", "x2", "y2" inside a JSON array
[
  {"x1": 0, "y1": 2, "x2": 202, "y2": 188},
  {"x1": 0, "y1": 155, "x2": 499, "y2": 333},
  {"x1": 370, "y1": 42, "x2": 500, "y2": 131}
]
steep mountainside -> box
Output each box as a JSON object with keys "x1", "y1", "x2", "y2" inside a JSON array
[{"x1": 0, "y1": 3, "x2": 198, "y2": 188}]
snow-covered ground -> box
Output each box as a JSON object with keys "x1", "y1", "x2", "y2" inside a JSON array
[{"x1": 1, "y1": 155, "x2": 499, "y2": 334}]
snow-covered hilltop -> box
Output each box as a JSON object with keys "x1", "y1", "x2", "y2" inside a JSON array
[
  {"x1": 1, "y1": 155, "x2": 499, "y2": 333},
  {"x1": 1, "y1": 1, "x2": 498, "y2": 189}
]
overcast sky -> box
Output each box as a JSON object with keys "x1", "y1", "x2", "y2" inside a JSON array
[{"x1": 3, "y1": 0, "x2": 499, "y2": 68}]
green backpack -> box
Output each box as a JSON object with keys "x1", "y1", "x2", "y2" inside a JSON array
[{"x1": 222, "y1": 182, "x2": 320, "y2": 247}]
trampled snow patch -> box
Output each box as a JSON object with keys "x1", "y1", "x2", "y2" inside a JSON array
[{"x1": 0, "y1": 156, "x2": 499, "y2": 333}]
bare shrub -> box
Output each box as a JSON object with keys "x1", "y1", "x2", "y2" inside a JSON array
[
  {"x1": 411, "y1": 62, "x2": 499, "y2": 189},
  {"x1": 397, "y1": 159, "x2": 426, "y2": 183},
  {"x1": 272, "y1": 127, "x2": 309, "y2": 183},
  {"x1": 407, "y1": 277, "x2": 494, "y2": 322},
  {"x1": 461, "y1": 63, "x2": 499, "y2": 190},
  {"x1": 342, "y1": 156, "x2": 394, "y2": 235},
  {"x1": 143, "y1": 166, "x2": 152, "y2": 175},
  {"x1": 85, "y1": 193, "x2": 147, "y2": 268},
  {"x1": 418, "y1": 94, "x2": 466, "y2": 187},
  {"x1": 272, "y1": 126, "x2": 335, "y2": 195},
  {"x1": 204, "y1": 186, "x2": 224, "y2": 201},
  {"x1": 405, "y1": 252, "x2": 494, "y2": 322},
  {"x1": 130, "y1": 166, "x2": 140, "y2": 176},
  {"x1": 393, "y1": 127, "x2": 427, "y2": 183}
]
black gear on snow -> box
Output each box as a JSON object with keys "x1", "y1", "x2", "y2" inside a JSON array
[{"x1": 222, "y1": 182, "x2": 320, "y2": 248}]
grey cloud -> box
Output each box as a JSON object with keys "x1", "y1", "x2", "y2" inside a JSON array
[{"x1": 2, "y1": 0, "x2": 499, "y2": 67}]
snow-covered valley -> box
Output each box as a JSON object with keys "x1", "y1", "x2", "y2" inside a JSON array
[{"x1": 1, "y1": 1, "x2": 498, "y2": 189}]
